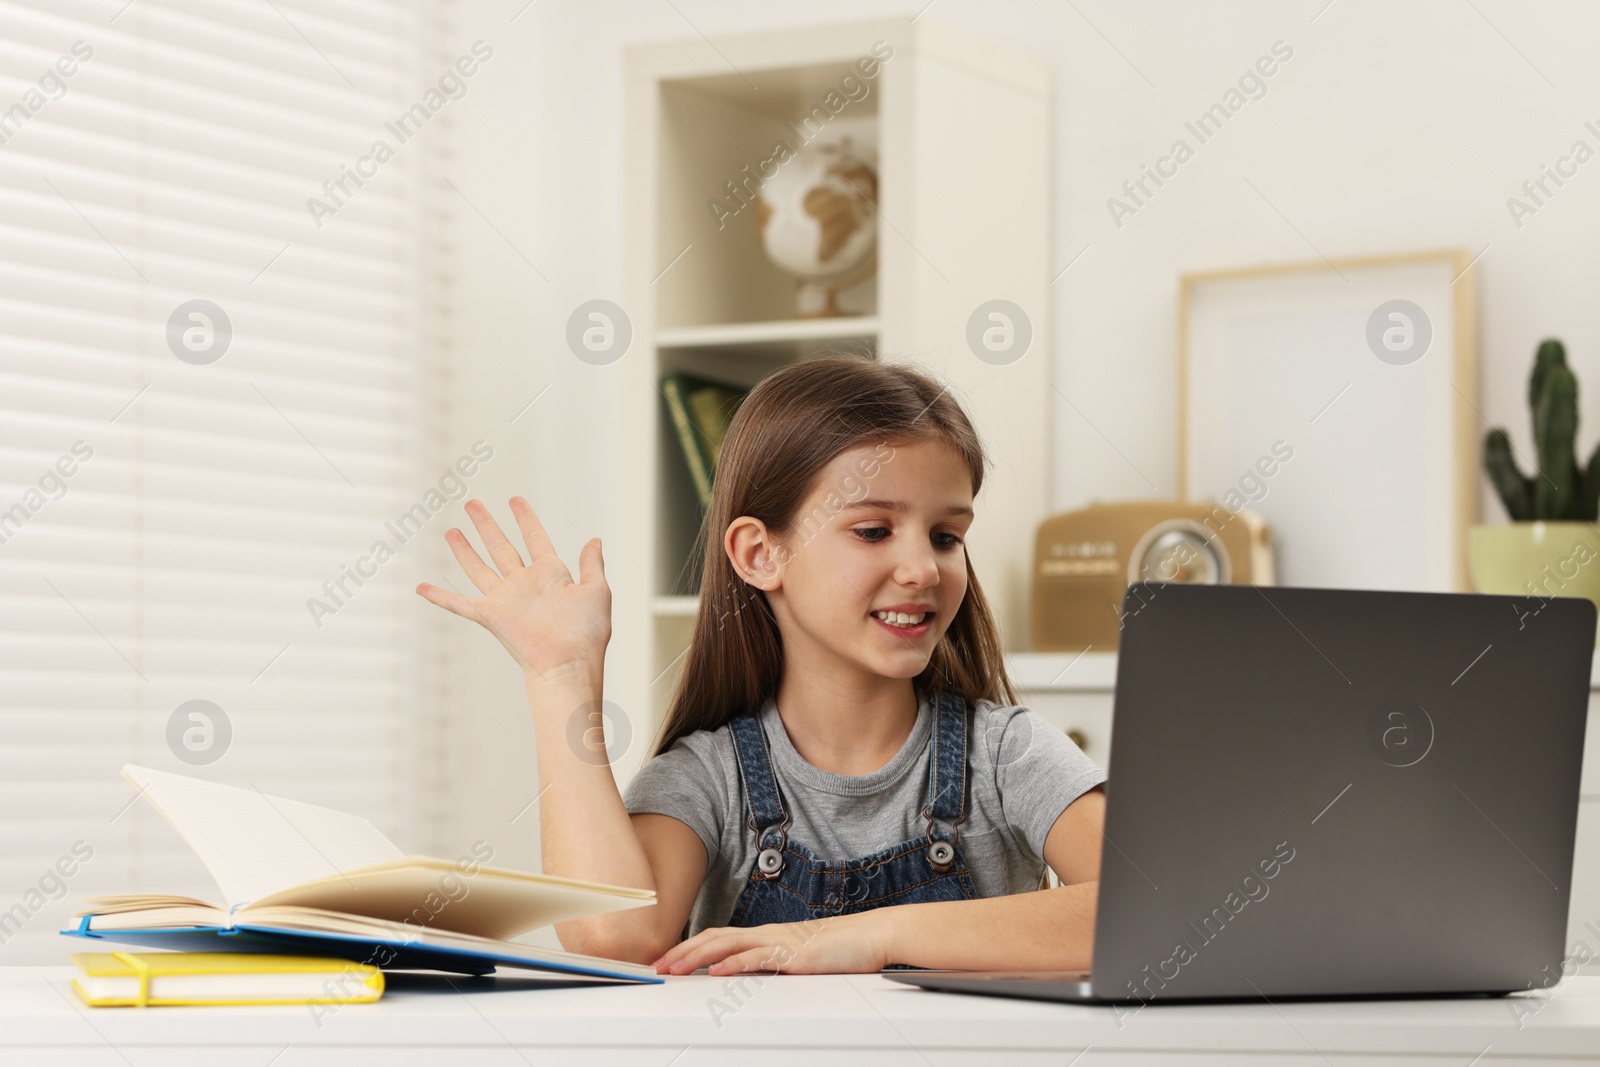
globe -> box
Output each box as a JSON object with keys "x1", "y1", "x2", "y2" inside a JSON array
[{"x1": 755, "y1": 134, "x2": 877, "y2": 317}]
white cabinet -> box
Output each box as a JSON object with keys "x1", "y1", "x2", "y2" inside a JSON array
[
  {"x1": 1010, "y1": 651, "x2": 1600, "y2": 968},
  {"x1": 1009, "y1": 650, "x2": 1117, "y2": 769}
]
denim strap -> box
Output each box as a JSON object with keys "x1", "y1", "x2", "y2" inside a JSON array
[
  {"x1": 728, "y1": 711, "x2": 787, "y2": 849},
  {"x1": 925, "y1": 689, "x2": 968, "y2": 826}
]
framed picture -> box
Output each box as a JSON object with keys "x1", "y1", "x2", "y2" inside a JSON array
[{"x1": 1179, "y1": 250, "x2": 1477, "y2": 592}]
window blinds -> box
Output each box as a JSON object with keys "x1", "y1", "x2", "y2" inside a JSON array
[{"x1": 0, "y1": 0, "x2": 443, "y2": 963}]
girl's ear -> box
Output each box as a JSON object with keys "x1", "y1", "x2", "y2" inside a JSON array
[{"x1": 725, "y1": 515, "x2": 781, "y2": 590}]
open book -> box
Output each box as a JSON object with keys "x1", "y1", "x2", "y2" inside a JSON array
[{"x1": 62, "y1": 766, "x2": 661, "y2": 982}]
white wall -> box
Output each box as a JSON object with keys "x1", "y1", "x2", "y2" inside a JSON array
[{"x1": 435, "y1": 0, "x2": 1600, "y2": 869}]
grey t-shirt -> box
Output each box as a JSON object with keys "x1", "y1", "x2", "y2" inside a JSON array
[{"x1": 621, "y1": 690, "x2": 1108, "y2": 939}]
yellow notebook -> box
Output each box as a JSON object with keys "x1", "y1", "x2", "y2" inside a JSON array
[{"x1": 70, "y1": 952, "x2": 384, "y2": 1008}]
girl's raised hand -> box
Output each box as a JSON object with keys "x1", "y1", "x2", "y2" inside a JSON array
[{"x1": 415, "y1": 497, "x2": 611, "y2": 685}]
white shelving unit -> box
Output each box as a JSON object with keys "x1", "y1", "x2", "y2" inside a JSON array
[{"x1": 611, "y1": 18, "x2": 1053, "y2": 783}]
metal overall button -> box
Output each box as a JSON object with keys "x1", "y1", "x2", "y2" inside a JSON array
[
  {"x1": 922, "y1": 803, "x2": 965, "y2": 873},
  {"x1": 750, "y1": 812, "x2": 789, "y2": 880}
]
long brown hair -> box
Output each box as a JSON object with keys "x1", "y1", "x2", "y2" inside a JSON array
[{"x1": 651, "y1": 354, "x2": 1018, "y2": 757}]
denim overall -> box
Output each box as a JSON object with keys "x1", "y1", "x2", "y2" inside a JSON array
[{"x1": 724, "y1": 689, "x2": 977, "y2": 956}]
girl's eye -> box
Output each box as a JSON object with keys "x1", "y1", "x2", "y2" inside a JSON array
[{"x1": 852, "y1": 527, "x2": 965, "y2": 547}]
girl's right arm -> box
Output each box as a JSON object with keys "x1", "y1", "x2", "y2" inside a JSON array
[{"x1": 416, "y1": 497, "x2": 704, "y2": 964}]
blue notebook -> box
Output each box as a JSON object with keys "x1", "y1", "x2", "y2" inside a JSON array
[
  {"x1": 62, "y1": 917, "x2": 659, "y2": 982},
  {"x1": 63, "y1": 766, "x2": 662, "y2": 984}
]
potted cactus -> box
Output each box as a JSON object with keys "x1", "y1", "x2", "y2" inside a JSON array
[{"x1": 1470, "y1": 338, "x2": 1600, "y2": 609}]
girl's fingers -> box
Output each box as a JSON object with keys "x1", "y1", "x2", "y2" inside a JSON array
[
  {"x1": 414, "y1": 581, "x2": 478, "y2": 620},
  {"x1": 709, "y1": 946, "x2": 787, "y2": 976},
  {"x1": 576, "y1": 536, "x2": 606, "y2": 589},
  {"x1": 445, "y1": 528, "x2": 501, "y2": 594},
  {"x1": 508, "y1": 496, "x2": 561, "y2": 567},
  {"x1": 465, "y1": 499, "x2": 527, "y2": 576},
  {"x1": 665, "y1": 931, "x2": 749, "y2": 974},
  {"x1": 416, "y1": 584, "x2": 522, "y2": 663},
  {"x1": 656, "y1": 926, "x2": 718, "y2": 969}
]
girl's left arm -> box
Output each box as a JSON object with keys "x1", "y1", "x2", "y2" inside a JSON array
[
  {"x1": 655, "y1": 786, "x2": 1107, "y2": 975},
  {"x1": 875, "y1": 783, "x2": 1105, "y2": 971}
]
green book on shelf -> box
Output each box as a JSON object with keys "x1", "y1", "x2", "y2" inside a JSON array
[{"x1": 660, "y1": 372, "x2": 748, "y2": 510}]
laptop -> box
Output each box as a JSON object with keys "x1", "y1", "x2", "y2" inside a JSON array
[{"x1": 886, "y1": 582, "x2": 1595, "y2": 1004}]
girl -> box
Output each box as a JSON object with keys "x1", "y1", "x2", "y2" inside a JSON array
[{"x1": 416, "y1": 354, "x2": 1107, "y2": 976}]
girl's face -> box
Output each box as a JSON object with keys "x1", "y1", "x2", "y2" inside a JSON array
[{"x1": 731, "y1": 438, "x2": 974, "y2": 685}]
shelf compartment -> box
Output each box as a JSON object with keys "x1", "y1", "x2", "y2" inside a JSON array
[{"x1": 655, "y1": 68, "x2": 880, "y2": 330}]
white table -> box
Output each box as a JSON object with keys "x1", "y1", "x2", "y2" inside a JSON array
[{"x1": 6, "y1": 967, "x2": 1600, "y2": 1065}]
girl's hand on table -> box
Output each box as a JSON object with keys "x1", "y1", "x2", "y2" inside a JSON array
[
  {"x1": 416, "y1": 497, "x2": 611, "y2": 686},
  {"x1": 651, "y1": 912, "x2": 896, "y2": 976}
]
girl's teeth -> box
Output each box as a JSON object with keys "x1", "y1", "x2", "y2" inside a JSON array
[{"x1": 874, "y1": 611, "x2": 927, "y2": 626}]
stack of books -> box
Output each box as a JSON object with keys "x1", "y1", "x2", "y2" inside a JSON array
[
  {"x1": 661, "y1": 371, "x2": 748, "y2": 510},
  {"x1": 62, "y1": 766, "x2": 662, "y2": 985}
]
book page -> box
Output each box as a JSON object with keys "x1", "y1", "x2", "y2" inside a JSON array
[
  {"x1": 247, "y1": 857, "x2": 656, "y2": 940},
  {"x1": 123, "y1": 765, "x2": 404, "y2": 908}
]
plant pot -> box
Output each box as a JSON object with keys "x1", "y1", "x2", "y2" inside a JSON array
[{"x1": 1467, "y1": 522, "x2": 1600, "y2": 610}]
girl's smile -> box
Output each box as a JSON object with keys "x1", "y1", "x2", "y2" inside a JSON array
[{"x1": 869, "y1": 603, "x2": 936, "y2": 638}]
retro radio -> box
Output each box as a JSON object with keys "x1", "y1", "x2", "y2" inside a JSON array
[{"x1": 1030, "y1": 500, "x2": 1274, "y2": 652}]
